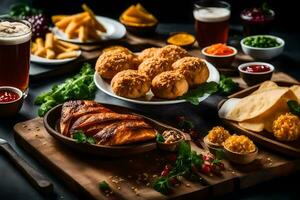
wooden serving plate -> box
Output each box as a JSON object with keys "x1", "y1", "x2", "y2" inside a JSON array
[
  {"x1": 43, "y1": 103, "x2": 188, "y2": 157},
  {"x1": 219, "y1": 81, "x2": 300, "y2": 157}
]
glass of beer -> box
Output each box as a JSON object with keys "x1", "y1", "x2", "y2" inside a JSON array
[
  {"x1": 193, "y1": 0, "x2": 231, "y2": 48},
  {"x1": 0, "y1": 17, "x2": 31, "y2": 93}
]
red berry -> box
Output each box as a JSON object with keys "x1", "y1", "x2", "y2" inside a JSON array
[
  {"x1": 218, "y1": 162, "x2": 225, "y2": 170},
  {"x1": 201, "y1": 164, "x2": 211, "y2": 174},
  {"x1": 164, "y1": 164, "x2": 172, "y2": 171},
  {"x1": 161, "y1": 169, "x2": 169, "y2": 177}
]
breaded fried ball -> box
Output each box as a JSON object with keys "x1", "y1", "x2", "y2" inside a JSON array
[
  {"x1": 172, "y1": 57, "x2": 209, "y2": 87},
  {"x1": 207, "y1": 126, "x2": 231, "y2": 145},
  {"x1": 272, "y1": 113, "x2": 300, "y2": 141},
  {"x1": 138, "y1": 47, "x2": 159, "y2": 62},
  {"x1": 155, "y1": 45, "x2": 189, "y2": 64},
  {"x1": 138, "y1": 57, "x2": 172, "y2": 80},
  {"x1": 102, "y1": 46, "x2": 132, "y2": 54},
  {"x1": 151, "y1": 71, "x2": 188, "y2": 99},
  {"x1": 96, "y1": 51, "x2": 138, "y2": 79},
  {"x1": 111, "y1": 70, "x2": 150, "y2": 99}
]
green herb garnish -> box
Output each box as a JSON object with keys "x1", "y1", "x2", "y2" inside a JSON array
[
  {"x1": 178, "y1": 119, "x2": 194, "y2": 131},
  {"x1": 287, "y1": 100, "x2": 300, "y2": 117},
  {"x1": 99, "y1": 181, "x2": 110, "y2": 191},
  {"x1": 72, "y1": 130, "x2": 96, "y2": 145},
  {"x1": 156, "y1": 134, "x2": 165, "y2": 143},
  {"x1": 153, "y1": 141, "x2": 204, "y2": 194},
  {"x1": 179, "y1": 82, "x2": 219, "y2": 105},
  {"x1": 35, "y1": 63, "x2": 96, "y2": 116},
  {"x1": 9, "y1": 3, "x2": 42, "y2": 18},
  {"x1": 211, "y1": 149, "x2": 225, "y2": 165},
  {"x1": 218, "y1": 75, "x2": 239, "y2": 95}
]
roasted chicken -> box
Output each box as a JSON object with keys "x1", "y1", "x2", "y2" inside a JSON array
[{"x1": 60, "y1": 100, "x2": 157, "y2": 145}]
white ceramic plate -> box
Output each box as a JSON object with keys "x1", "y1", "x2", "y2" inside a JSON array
[
  {"x1": 94, "y1": 61, "x2": 220, "y2": 105},
  {"x1": 52, "y1": 16, "x2": 126, "y2": 44},
  {"x1": 30, "y1": 50, "x2": 81, "y2": 65}
]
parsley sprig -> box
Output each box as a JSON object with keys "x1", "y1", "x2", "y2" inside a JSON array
[{"x1": 72, "y1": 130, "x2": 96, "y2": 145}]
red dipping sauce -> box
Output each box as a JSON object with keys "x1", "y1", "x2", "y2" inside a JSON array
[
  {"x1": 0, "y1": 90, "x2": 20, "y2": 103},
  {"x1": 242, "y1": 64, "x2": 271, "y2": 73}
]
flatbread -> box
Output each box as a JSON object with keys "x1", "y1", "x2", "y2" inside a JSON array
[
  {"x1": 225, "y1": 88, "x2": 291, "y2": 122},
  {"x1": 251, "y1": 81, "x2": 279, "y2": 95},
  {"x1": 238, "y1": 89, "x2": 298, "y2": 132},
  {"x1": 290, "y1": 85, "x2": 300, "y2": 102}
]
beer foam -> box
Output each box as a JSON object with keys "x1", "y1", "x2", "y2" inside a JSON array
[
  {"x1": 193, "y1": 7, "x2": 230, "y2": 23},
  {"x1": 0, "y1": 21, "x2": 31, "y2": 45}
]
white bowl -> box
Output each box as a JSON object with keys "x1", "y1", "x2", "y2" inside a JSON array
[{"x1": 241, "y1": 35, "x2": 285, "y2": 60}]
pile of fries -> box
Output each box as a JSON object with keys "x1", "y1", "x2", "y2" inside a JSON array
[
  {"x1": 31, "y1": 33, "x2": 80, "y2": 59},
  {"x1": 52, "y1": 4, "x2": 106, "y2": 42}
]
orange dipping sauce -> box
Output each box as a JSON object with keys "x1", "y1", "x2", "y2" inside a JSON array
[{"x1": 204, "y1": 43, "x2": 234, "y2": 56}]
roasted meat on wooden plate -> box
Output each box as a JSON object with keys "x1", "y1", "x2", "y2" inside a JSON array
[{"x1": 60, "y1": 100, "x2": 157, "y2": 145}]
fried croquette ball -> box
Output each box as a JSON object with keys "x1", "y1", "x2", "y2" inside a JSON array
[
  {"x1": 207, "y1": 126, "x2": 231, "y2": 145},
  {"x1": 111, "y1": 70, "x2": 150, "y2": 99},
  {"x1": 272, "y1": 113, "x2": 300, "y2": 141},
  {"x1": 138, "y1": 57, "x2": 172, "y2": 80},
  {"x1": 102, "y1": 46, "x2": 132, "y2": 54},
  {"x1": 96, "y1": 51, "x2": 138, "y2": 79},
  {"x1": 138, "y1": 47, "x2": 159, "y2": 62},
  {"x1": 155, "y1": 45, "x2": 189, "y2": 64},
  {"x1": 151, "y1": 71, "x2": 188, "y2": 99},
  {"x1": 172, "y1": 57, "x2": 209, "y2": 87}
]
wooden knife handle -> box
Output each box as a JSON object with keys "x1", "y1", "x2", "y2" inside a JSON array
[{"x1": 1, "y1": 143, "x2": 53, "y2": 194}]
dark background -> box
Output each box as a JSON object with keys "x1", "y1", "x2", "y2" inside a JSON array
[{"x1": 0, "y1": 0, "x2": 298, "y2": 33}]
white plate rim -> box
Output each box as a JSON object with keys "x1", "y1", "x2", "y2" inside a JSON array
[
  {"x1": 52, "y1": 16, "x2": 126, "y2": 44},
  {"x1": 30, "y1": 50, "x2": 81, "y2": 65},
  {"x1": 94, "y1": 60, "x2": 220, "y2": 105}
]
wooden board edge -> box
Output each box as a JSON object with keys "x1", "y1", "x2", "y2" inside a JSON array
[{"x1": 13, "y1": 123, "x2": 99, "y2": 200}]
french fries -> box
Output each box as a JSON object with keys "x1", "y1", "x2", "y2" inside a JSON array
[
  {"x1": 31, "y1": 33, "x2": 80, "y2": 60},
  {"x1": 52, "y1": 4, "x2": 106, "y2": 42}
]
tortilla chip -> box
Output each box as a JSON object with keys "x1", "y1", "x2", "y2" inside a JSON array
[
  {"x1": 225, "y1": 88, "x2": 290, "y2": 122},
  {"x1": 238, "y1": 89, "x2": 298, "y2": 132},
  {"x1": 290, "y1": 85, "x2": 300, "y2": 102}
]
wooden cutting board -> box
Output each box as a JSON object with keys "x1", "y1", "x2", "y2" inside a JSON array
[{"x1": 14, "y1": 118, "x2": 300, "y2": 200}]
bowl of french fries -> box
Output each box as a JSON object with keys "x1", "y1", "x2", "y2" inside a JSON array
[
  {"x1": 31, "y1": 32, "x2": 81, "y2": 65},
  {"x1": 51, "y1": 4, "x2": 109, "y2": 43}
]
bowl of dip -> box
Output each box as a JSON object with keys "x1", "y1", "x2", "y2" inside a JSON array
[
  {"x1": 0, "y1": 86, "x2": 24, "y2": 117},
  {"x1": 156, "y1": 130, "x2": 185, "y2": 152},
  {"x1": 202, "y1": 43, "x2": 237, "y2": 68},
  {"x1": 238, "y1": 62, "x2": 274, "y2": 86}
]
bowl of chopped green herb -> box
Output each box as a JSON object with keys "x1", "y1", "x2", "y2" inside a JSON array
[{"x1": 241, "y1": 35, "x2": 284, "y2": 60}]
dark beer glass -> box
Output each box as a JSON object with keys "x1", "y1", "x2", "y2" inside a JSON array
[
  {"x1": 193, "y1": 1, "x2": 230, "y2": 48},
  {"x1": 0, "y1": 18, "x2": 31, "y2": 93}
]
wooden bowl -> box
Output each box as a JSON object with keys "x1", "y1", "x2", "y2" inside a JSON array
[
  {"x1": 156, "y1": 132, "x2": 186, "y2": 152},
  {"x1": 224, "y1": 146, "x2": 258, "y2": 165},
  {"x1": 44, "y1": 103, "x2": 185, "y2": 157},
  {"x1": 203, "y1": 135, "x2": 223, "y2": 154}
]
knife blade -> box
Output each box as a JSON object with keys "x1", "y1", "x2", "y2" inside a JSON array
[{"x1": 0, "y1": 138, "x2": 53, "y2": 194}]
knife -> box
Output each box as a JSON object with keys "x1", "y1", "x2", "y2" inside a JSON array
[{"x1": 0, "y1": 138, "x2": 53, "y2": 194}]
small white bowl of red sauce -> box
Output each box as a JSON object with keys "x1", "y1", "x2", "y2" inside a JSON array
[
  {"x1": 202, "y1": 43, "x2": 237, "y2": 68},
  {"x1": 238, "y1": 62, "x2": 274, "y2": 86},
  {"x1": 0, "y1": 86, "x2": 24, "y2": 117}
]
